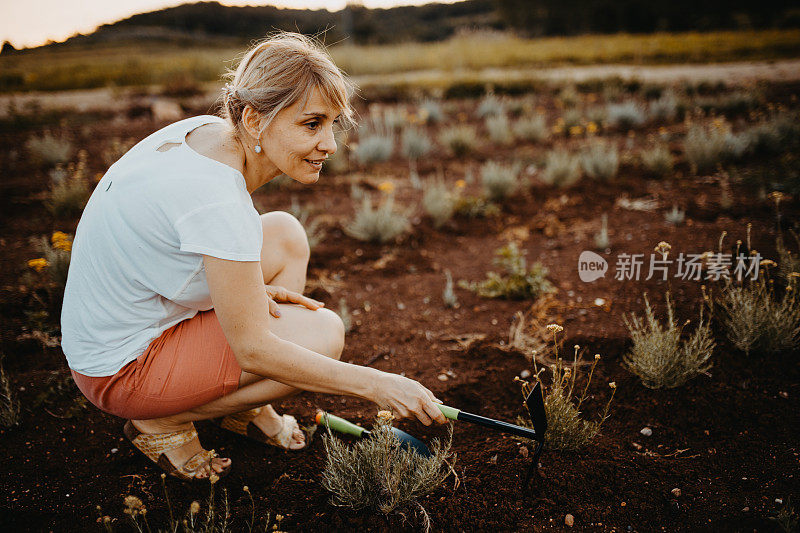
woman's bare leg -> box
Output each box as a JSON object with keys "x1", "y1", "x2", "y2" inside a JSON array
[{"x1": 130, "y1": 212, "x2": 336, "y2": 475}]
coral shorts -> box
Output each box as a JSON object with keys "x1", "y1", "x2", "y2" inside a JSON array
[{"x1": 70, "y1": 310, "x2": 243, "y2": 420}]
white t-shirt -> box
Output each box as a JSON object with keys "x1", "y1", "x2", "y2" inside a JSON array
[{"x1": 61, "y1": 115, "x2": 263, "y2": 377}]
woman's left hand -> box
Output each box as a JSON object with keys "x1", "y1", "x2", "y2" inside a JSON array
[{"x1": 264, "y1": 285, "x2": 325, "y2": 317}]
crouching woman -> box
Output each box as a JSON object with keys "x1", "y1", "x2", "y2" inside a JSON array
[{"x1": 61, "y1": 32, "x2": 445, "y2": 481}]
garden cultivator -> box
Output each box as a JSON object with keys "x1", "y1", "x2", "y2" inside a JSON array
[{"x1": 317, "y1": 381, "x2": 548, "y2": 490}]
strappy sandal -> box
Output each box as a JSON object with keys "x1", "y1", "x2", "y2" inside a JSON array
[
  {"x1": 123, "y1": 420, "x2": 232, "y2": 480},
  {"x1": 214, "y1": 407, "x2": 306, "y2": 450}
]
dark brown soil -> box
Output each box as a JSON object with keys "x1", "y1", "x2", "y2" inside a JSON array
[{"x1": 1, "y1": 84, "x2": 798, "y2": 533}]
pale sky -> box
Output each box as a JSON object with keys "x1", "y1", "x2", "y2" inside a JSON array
[{"x1": 0, "y1": 0, "x2": 460, "y2": 49}]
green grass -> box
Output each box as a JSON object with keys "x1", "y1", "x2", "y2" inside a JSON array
[{"x1": 2, "y1": 29, "x2": 799, "y2": 93}]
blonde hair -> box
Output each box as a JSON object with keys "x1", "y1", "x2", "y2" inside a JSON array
[{"x1": 220, "y1": 32, "x2": 356, "y2": 139}]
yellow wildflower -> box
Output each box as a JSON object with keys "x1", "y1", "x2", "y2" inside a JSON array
[
  {"x1": 609, "y1": 382, "x2": 617, "y2": 389},
  {"x1": 455, "y1": 179, "x2": 466, "y2": 189},
  {"x1": 586, "y1": 122, "x2": 598, "y2": 134},
  {"x1": 768, "y1": 191, "x2": 785, "y2": 205},
  {"x1": 377, "y1": 181, "x2": 395, "y2": 194},
  {"x1": 658, "y1": 127, "x2": 667, "y2": 135},
  {"x1": 569, "y1": 125, "x2": 583, "y2": 136},
  {"x1": 51, "y1": 231, "x2": 69, "y2": 244},
  {"x1": 552, "y1": 124, "x2": 564, "y2": 134},
  {"x1": 654, "y1": 241, "x2": 671, "y2": 257},
  {"x1": 124, "y1": 495, "x2": 143, "y2": 509},
  {"x1": 27, "y1": 258, "x2": 49, "y2": 272},
  {"x1": 53, "y1": 239, "x2": 72, "y2": 252}
]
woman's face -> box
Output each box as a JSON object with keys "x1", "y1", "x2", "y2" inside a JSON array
[{"x1": 261, "y1": 86, "x2": 340, "y2": 184}]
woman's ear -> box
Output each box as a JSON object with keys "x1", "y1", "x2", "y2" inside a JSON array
[{"x1": 241, "y1": 106, "x2": 264, "y2": 141}]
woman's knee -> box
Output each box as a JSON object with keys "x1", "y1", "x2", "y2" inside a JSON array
[
  {"x1": 317, "y1": 308, "x2": 345, "y2": 360},
  {"x1": 260, "y1": 211, "x2": 310, "y2": 265}
]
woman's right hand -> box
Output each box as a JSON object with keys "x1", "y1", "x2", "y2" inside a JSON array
[{"x1": 370, "y1": 372, "x2": 448, "y2": 426}]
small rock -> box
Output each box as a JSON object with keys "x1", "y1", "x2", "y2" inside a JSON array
[
  {"x1": 742, "y1": 506, "x2": 750, "y2": 512},
  {"x1": 488, "y1": 454, "x2": 498, "y2": 465},
  {"x1": 594, "y1": 298, "x2": 606, "y2": 306},
  {"x1": 565, "y1": 514, "x2": 574, "y2": 527},
  {"x1": 779, "y1": 391, "x2": 788, "y2": 399},
  {"x1": 640, "y1": 427, "x2": 653, "y2": 437},
  {"x1": 671, "y1": 488, "x2": 681, "y2": 497},
  {"x1": 776, "y1": 498, "x2": 783, "y2": 504},
  {"x1": 111, "y1": 448, "x2": 118, "y2": 454},
  {"x1": 437, "y1": 374, "x2": 448, "y2": 381},
  {"x1": 397, "y1": 302, "x2": 405, "y2": 310},
  {"x1": 631, "y1": 442, "x2": 642, "y2": 451},
  {"x1": 19, "y1": 386, "x2": 25, "y2": 392},
  {"x1": 519, "y1": 446, "x2": 529, "y2": 458},
  {"x1": 445, "y1": 369, "x2": 457, "y2": 378},
  {"x1": 520, "y1": 369, "x2": 531, "y2": 379}
]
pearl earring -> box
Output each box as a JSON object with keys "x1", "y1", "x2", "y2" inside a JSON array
[{"x1": 254, "y1": 144, "x2": 262, "y2": 154}]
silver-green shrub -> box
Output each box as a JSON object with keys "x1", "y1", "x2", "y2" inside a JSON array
[
  {"x1": 649, "y1": 90, "x2": 679, "y2": 122},
  {"x1": 684, "y1": 121, "x2": 751, "y2": 173},
  {"x1": 623, "y1": 293, "x2": 715, "y2": 389},
  {"x1": 401, "y1": 127, "x2": 431, "y2": 160},
  {"x1": 26, "y1": 132, "x2": 73, "y2": 167},
  {"x1": 640, "y1": 143, "x2": 674, "y2": 177},
  {"x1": 579, "y1": 140, "x2": 619, "y2": 180},
  {"x1": 438, "y1": 125, "x2": 477, "y2": 156},
  {"x1": 443, "y1": 270, "x2": 459, "y2": 308},
  {"x1": 477, "y1": 94, "x2": 504, "y2": 118},
  {"x1": 517, "y1": 343, "x2": 616, "y2": 451},
  {"x1": 344, "y1": 195, "x2": 409, "y2": 244},
  {"x1": 664, "y1": 205, "x2": 685, "y2": 225},
  {"x1": 321, "y1": 415, "x2": 454, "y2": 517},
  {"x1": 486, "y1": 113, "x2": 513, "y2": 145},
  {"x1": 420, "y1": 99, "x2": 444, "y2": 123},
  {"x1": 606, "y1": 101, "x2": 647, "y2": 129},
  {"x1": 480, "y1": 160, "x2": 521, "y2": 201},
  {"x1": 714, "y1": 276, "x2": 800, "y2": 355},
  {"x1": 594, "y1": 213, "x2": 610, "y2": 250},
  {"x1": 422, "y1": 177, "x2": 456, "y2": 228},
  {"x1": 512, "y1": 115, "x2": 548, "y2": 142},
  {"x1": 354, "y1": 122, "x2": 395, "y2": 165},
  {"x1": 542, "y1": 149, "x2": 581, "y2": 187}
]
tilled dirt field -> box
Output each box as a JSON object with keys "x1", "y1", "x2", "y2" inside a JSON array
[{"x1": 1, "y1": 80, "x2": 798, "y2": 532}]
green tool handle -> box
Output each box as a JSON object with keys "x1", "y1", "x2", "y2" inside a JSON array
[
  {"x1": 315, "y1": 411, "x2": 367, "y2": 437},
  {"x1": 436, "y1": 404, "x2": 461, "y2": 420}
]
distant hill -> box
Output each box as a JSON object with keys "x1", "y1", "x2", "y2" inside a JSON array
[
  {"x1": 4, "y1": 0, "x2": 798, "y2": 54},
  {"x1": 27, "y1": 0, "x2": 501, "y2": 51}
]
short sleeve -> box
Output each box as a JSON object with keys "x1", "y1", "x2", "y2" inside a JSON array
[{"x1": 173, "y1": 201, "x2": 262, "y2": 261}]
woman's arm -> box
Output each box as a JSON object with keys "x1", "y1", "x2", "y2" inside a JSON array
[{"x1": 204, "y1": 255, "x2": 447, "y2": 425}]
